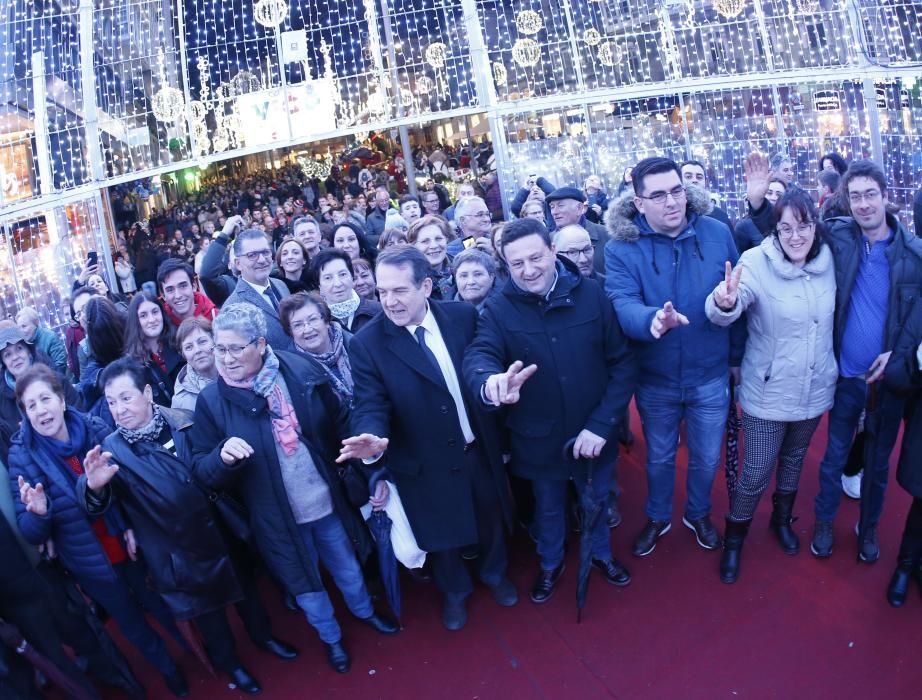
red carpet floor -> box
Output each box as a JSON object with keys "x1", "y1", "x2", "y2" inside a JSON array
[{"x1": 105, "y1": 411, "x2": 922, "y2": 699}]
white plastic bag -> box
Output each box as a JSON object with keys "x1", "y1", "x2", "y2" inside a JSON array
[{"x1": 361, "y1": 481, "x2": 427, "y2": 569}]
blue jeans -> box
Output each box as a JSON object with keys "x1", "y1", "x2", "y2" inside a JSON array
[
  {"x1": 532, "y1": 457, "x2": 614, "y2": 571},
  {"x1": 636, "y1": 375, "x2": 730, "y2": 522},
  {"x1": 814, "y1": 376, "x2": 904, "y2": 524},
  {"x1": 295, "y1": 513, "x2": 373, "y2": 644}
]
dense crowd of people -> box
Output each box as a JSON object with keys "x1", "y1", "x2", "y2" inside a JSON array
[{"x1": 3, "y1": 145, "x2": 922, "y2": 699}]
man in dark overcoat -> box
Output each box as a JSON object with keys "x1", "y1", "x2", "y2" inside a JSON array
[
  {"x1": 340, "y1": 246, "x2": 515, "y2": 631},
  {"x1": 463, "y1": 217, "x2": 636, "y2": 604}
]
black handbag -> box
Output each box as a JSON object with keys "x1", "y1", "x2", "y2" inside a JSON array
[
  {"x1": 337, "y1": 462, "x2": 371, "y2": 508},
  {"x1": 209, "y1": 490, "x2": 252, "y2": 542}
]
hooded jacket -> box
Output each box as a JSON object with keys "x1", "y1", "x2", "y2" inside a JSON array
[
  {"x1": 604, "y1": 184, "x2": 740, "y2": 388},
  {"x1": 705, "y1": 236, "x2": 837, "y2": 422}
]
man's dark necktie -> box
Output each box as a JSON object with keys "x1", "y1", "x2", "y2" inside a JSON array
[
  {"x1": 415, "y1": 326, "x2": 447, "y2": 387},
  {"x1": 263, "y1": 286, "x2": 279, "y2": 311}
]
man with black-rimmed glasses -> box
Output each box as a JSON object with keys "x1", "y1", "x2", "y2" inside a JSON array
[{"x1": 605, "y1": 156, "x2": 741, "y2": 559}]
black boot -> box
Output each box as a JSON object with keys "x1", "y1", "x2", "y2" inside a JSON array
[
  {"x1": 888, "y1": 536, "x2": 922, "y2": 607},
  {"x1": 720, "y1": 518, "x2": 751, "y2": 584},
  {"x1": 769, "y1": 491, "x2": 799, "y2": 555}
]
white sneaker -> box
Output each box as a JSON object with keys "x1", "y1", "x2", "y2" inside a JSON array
[{"x1": 842, "y1": 471, "x2": 862, "y2": 500}]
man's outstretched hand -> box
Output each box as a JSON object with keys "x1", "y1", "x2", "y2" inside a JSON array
[{"x1": 338, "y1": 434, "x2": 389, "y2": 463}]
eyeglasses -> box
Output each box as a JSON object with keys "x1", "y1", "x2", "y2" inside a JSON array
[
  {"x1": 637, "y1": 186, "x2": 687, "y2": 205},
  {"x1": 464, "y1": 211, "x2": 491, "y2": 219},
  {"x1": 213, "y1": 339, "x2": 257, "y2": 358},
  {"x1": 560, "y1": 245, "x2": 594, "y2": 259},
  {"x1": 777, "y1": 222, "x2": 815, "y2": 239},
  {"x1": 848, "y1": 189, "x2": 882, "y2": 204},
  {"x1": 291, "y1": 315, "x2": 326, "y2": 333},
  {"x1": 240, "y1": 249, "x2": 273, "y2": 262}
]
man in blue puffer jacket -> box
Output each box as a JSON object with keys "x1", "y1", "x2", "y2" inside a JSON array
[{"x1": 605, "y1": 156, "x2": 742, "y2": 559}]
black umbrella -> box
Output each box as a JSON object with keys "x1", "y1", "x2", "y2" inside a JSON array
[
  {"x1": 563, "y1": 439, "x2": 605, "y2": 623},
  {"x1": 725, "y1": 383, "x2": 742, "y2": 498},
  {"x1": 367, "y1": 509, "x2": 401, "y2": 621},
  {"x1": 857, "y1": 384, "x2": 883, "y2": 560},
  {"x1": 0, "y1": 618, "x2": 97, "y2": 700}
]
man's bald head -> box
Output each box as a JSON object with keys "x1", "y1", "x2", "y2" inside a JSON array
[{"x1": 553, "y1": 225, "x2": 594, "y2": 276}]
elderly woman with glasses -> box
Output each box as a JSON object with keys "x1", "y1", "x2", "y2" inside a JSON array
[
  {"x1": 280, "y1": 292, "x2": 355, "y2": 407},
  {"x1": 706, "y1": 189, "x2": 836, "y2": 583},
  {"x1": 189, "y1": 304, "x2": 397, "y2": 675}
]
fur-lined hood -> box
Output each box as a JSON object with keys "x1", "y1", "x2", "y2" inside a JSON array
[{"x1": 604, "y1": 184, "x2": 715, "y2": 242}]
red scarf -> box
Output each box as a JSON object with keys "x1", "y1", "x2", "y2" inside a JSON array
[
  {"x1": 163, "y1": 291, "x2": 218, "y2": 328},
  {"x1": 64, "y1": 456, "x2": 126, "y2": 564}
]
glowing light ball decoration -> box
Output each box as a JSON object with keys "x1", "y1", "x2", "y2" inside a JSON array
[
  {"x1": 597, "y1": 41, "x2": 622, "y2": 67},
  {"x1": 583, "y1": 29, "x2": 602, "y2": 47},
  {"x1": 151, "y1": 49, "x2": 185, "y2": 124},
  {"x1": 425, "y1": 42, "x2": 447, "y2": 69},
  {"x1": 415, "y1": 75, "x2": 435, "y2": 95},
  {"x1": 231, "y1": 71, "x2": 262, "y2": 95},
  {"x1": 152, "y1": 86, "x2": 185, "y2": 123},
  {"x1": 253, "y1": 0, "x2": 288, "y2": 28},
  {"x1": 493, "y1": 62, "x2": 508, "y2": 87},
  {"x1": 512, "y1": 38, "x2": 542, "y2": 68},
  {"x1": 515, "y1": 11, "x2": 544, "y2": 36},
  {"x1": 425, "y1": 42, "x2": 449, "y2": 97},
  {"x1": 713, "y1": 0, "x2": 747, "y2": 19}
]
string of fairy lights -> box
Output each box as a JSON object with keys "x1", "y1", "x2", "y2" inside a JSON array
[{"x1": 1, "y1": 1, "x2": 922, "y2": 331}]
